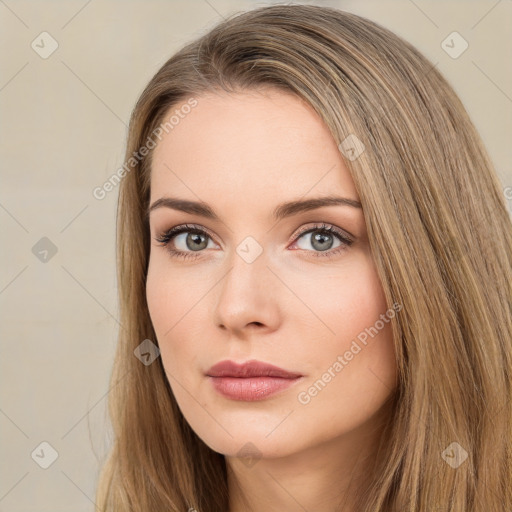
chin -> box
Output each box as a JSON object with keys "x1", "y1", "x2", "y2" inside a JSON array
[{"x1": 187, "y1": 415, "x2": 302, "y2": 459}]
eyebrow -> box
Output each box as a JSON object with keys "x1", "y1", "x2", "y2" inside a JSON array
[{"x1": 147, "y1": 195, "x2": 362, "y2": 222}]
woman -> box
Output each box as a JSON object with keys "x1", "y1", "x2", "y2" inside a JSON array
[{"x1": 96, "y1": 4, "x2": 512, "y2": 511}]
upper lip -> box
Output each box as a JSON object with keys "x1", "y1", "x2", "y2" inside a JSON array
[{"x1": 206, "y1": 360, "x2": 302, "y2": 379}]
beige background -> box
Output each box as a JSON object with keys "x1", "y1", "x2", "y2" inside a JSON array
[{"x1": 1, "y1": 0, "x2": 510, "y2": 510}]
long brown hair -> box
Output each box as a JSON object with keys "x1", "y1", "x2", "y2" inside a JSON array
[{"x1": 96, "y1": 5, "x2": 512, "y2": 511}]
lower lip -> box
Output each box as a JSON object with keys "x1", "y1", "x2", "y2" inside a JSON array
[{"x1": 207, "y1": 376, "x2": 302, "y2": 401}]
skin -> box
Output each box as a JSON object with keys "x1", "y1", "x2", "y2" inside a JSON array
[{"x1": 146, "y1": 88, "x2": 398, "y2": 512}]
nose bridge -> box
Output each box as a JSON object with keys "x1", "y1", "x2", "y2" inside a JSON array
[{"x1": 213, "y1": 237, "x2": 279, "y2": 332}]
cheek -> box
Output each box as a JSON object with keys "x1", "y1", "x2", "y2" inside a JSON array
[
  {"x1": 297, "y1": 253, "x2": 391, "y2": 345},
  {"x1": 145, "y1": 258, "x2": 207, "y2": 381},
  {"x1": 146, "y1": 254, "x2": 205, "y2": 333},
  {"x1": 297, "y1": 254, "x2": 397, "y2": 403}
]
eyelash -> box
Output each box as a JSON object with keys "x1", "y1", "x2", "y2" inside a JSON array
[{"x1": 154, "y1": 222, "x2": 354, "y2": 261}]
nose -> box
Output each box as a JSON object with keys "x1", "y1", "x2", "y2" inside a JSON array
[{"x1": 213, "y1": 246, "x2": 281, "y2": 337}]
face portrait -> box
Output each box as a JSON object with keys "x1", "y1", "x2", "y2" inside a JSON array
[{"x1": 145, "y1": 88, "x2": 398, "y2": 471}]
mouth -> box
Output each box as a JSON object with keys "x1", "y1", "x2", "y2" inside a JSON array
[{"x1": 205, "y1": 359, "x2": 304, "y2": 401}]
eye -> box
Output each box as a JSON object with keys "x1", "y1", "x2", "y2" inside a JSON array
[
  {"x1": 154, "y1": 222, "x2": 354, "y2": 261},
  {"x1": 290, "y1": 223, "x2": 354, "y2": 259},
  {"x1": 154, "y1": 223, "x2": 218, "y2": 261}
]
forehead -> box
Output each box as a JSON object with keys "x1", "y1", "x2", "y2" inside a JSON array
[{"x1": 150, "y1": 88, "x2": 359, "y2": 208}]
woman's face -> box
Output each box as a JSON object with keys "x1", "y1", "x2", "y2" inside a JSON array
[{"x1": 146, "y1": 88, "x2": 397, "y2": 460}]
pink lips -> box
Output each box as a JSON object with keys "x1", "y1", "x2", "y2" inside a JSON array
[{"x1": 206, "y1": 360, "x2": 303, "y2": 401}]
